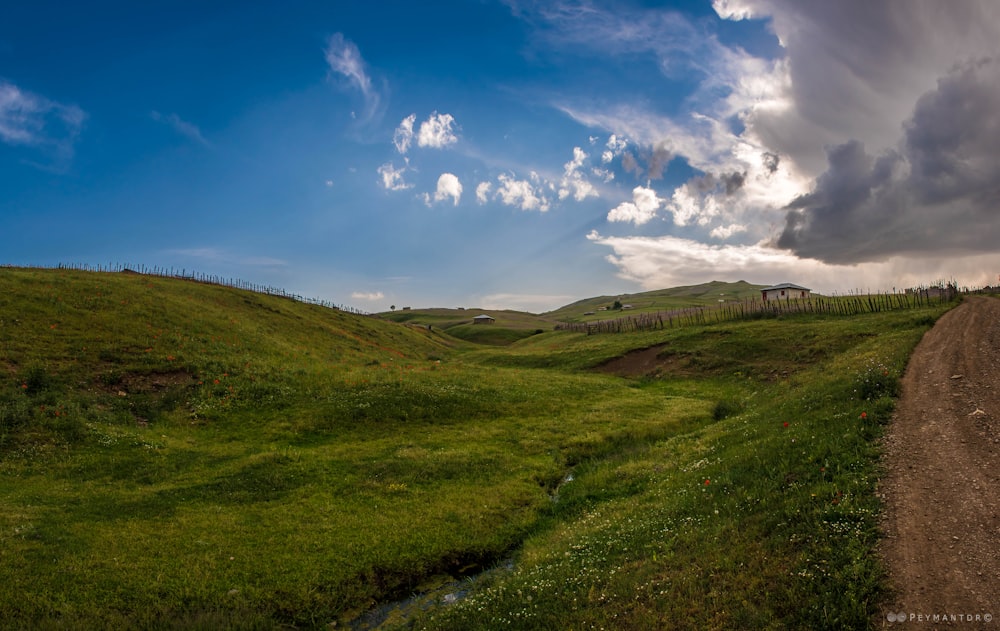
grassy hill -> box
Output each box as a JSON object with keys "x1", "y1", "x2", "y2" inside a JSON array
[
  {"x1": 544, "y1": 279, "x2": 766, "y2": 322},
  {"x1": 380, "y1": 308, "x2": 556, "y2": 346},
  {"x1": 377, "y1": 281, "x2": 765, "y2": 344},
  {"x1": 0, "y1": 267, "x2": 960, "y2": 629}
]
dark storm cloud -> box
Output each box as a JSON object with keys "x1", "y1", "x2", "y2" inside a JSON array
[
  {"x1": 904, "y1": 57, "x2": 1000, "y2": 206},
  {"x1": 724, "y1": 0, "x2": 1000, "y2": 174},
  {"x1": 778, "y1": 57, "x2": 1000, "y2": 264}
]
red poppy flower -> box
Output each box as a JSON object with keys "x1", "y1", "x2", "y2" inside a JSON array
[
  {"x1": 860, "y1": 412, "x2": 868, "y2": 419},
  {"x1": 704, "y1": 479, "x2": 711, "y2": 486}
]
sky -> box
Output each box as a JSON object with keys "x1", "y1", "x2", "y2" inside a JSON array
[{"x1": 2, "y1": 0, "x2": 1000, "y2": 313}]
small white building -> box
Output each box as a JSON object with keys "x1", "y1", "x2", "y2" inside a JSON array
[
  {"x1": 472, "y1": 314, "x2": 496, "y2": 325},
  {"x1": 761, "y1": 283, "x2": 811, "y2": 301}
]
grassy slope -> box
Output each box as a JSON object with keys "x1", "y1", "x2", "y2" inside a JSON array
[
  {"x1": 544, "y1": 280, "x2": 766, "y2": 322},
  {"x1": 380, "y1": 309, "x2": 555, "y2": 346},
  {"x1": 0, "y1": 269, "x2": 709, "y2": 628},
  {"x1": 0, "y1": 268, "x2": 955, "y2": 629}
]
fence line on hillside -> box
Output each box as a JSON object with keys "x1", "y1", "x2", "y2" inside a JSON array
[
  {"x1": 1, "y1": 263, "x2": 370, "y2": 316},
  {"x1": 555, "y1": 285, "x2": 964, "y2": 335}
]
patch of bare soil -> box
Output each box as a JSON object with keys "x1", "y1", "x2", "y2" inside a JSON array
[
  {"x1": 878, "y1": 296, "x2": 1000, "y2": 628},
  {"x1": 100, "y1": 369, "x2": 197, "y2": 395},
  {"x1": 595, "y1": 344, "x2": 670, "y2": 377}
]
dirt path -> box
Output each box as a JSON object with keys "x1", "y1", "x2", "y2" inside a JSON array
[{"x1": 879, "y1": 295, "x2": 1000, "y2": 627}]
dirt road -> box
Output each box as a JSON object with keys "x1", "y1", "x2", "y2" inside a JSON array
[{"x1": 879, "y1": 296, "x2": 1000, "y2": 627}]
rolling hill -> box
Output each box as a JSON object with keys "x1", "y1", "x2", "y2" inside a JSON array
[
  {"x1": 377, "y1": 280, "x2": 767, "y2": 344},
  {"x1": 0, "y1": 266, "x2": 959, "y2": 629},
  {"x1": 543, "y1": 279, "x2": 767, "y2": 321}
]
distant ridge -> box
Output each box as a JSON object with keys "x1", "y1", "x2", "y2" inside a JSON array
[{"x1": 544, "y1": 280, "x2": 766, "y2": 322}]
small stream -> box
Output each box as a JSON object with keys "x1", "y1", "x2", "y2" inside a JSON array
[
  {"x1": 347, "y1": 558, "x2": 515, "y2": 630},
  {"x1": 346, "y1": 471, "x2": 575, "y2": 629}
]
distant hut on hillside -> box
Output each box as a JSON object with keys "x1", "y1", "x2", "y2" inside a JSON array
[
  {"x1": 761, "y1": 283, "x2": 811, "y2": 301},
  {"x1": 472, "y1": 314, "x2": 496, "y2": 325}
]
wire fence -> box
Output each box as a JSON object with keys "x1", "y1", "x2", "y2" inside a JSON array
[
  {"x1": 2, "y1": 262, "x2": 370, "y2": 315},
  {"x1": 555, "y1": 285, "x2": 970, "y2": 335}
]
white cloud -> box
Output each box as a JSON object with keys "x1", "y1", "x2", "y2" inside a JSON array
[
  {"x1": 475, "y1": 181, "x2": 493, "y2": 204},
  {"x1": 607, "y1": 186, "x2": 663, "y2": 226},
  {"x1": 0, "y1": 80, "x2": 85, "y2": 163},
  {"x1": 417, "y1": 112, "x2": 458, "y2": 149},
  {"x1": 558, "y1": 146, "x2": 599, "y2": 201},
  {"x1": 425, "y1": 172, "x2": 462, "y2": 206},
  {"x1": 377, "y1": 160, "x2": 412, "y2": 191},
  {"x1": 709, "y1": 223, "x2": 748, "y2": 239},
  {"x1": 592, "y1": 166, "x2": 614, "y2": 182},
  {"x1": 602, "y1": 134, "x2": 628, "y2": 163},
  {"x1": 151, "y1": 111, "x2": 209, "y2": 146},
  {"x1": 393, "y1": 114, "x2": 415, "y2": 153},
  {"x1": 666, "y1": 184, "x2": 721, "y2": 227},
  {"x1": 325, "y1": 33, "x2": 381, "y2": 120},
  {"x1": 351, "y1": 291, "x2": 385, "y2": 301},
  {"x1": 494, "y1": 173, "x2": 551, "y2": 212}
]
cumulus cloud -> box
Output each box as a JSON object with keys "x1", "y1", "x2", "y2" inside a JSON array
[
  {"x1": 603, "y1": 134, "x2": 628, "y2": 163},
  {"x1": 607, "y1": 186, "x2": 663, "y2": 226},
  {"x1": 0, "y1": 79, "x2": 85, "y2": 164},
  {"x1": 325, "y1": 33, "x2": 383, "y2": 121},
  {"x1": 424, "y1": 172, "x2": 462, "y2": 206},
  {"x1": 475, "y1": 181, "x2": 493, "y2": 204},
  {"x1": 377, "y1": 160, "x2": 412, "y2": 191},
  {"x1": 393, "y1": 114, "x2": 415, "y2": 153},
  {"x1": 417, "y1": 112, "x2": 458, "y2": 149},
  {"x1": 558, "y1": 146, "x2": 599, "y2": 201},
  {"x1": 493, "y1": 173, "x2": 551, "y2": 212}
]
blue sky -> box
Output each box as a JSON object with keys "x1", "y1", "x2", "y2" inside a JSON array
[{"x1": 3, "y1": 1, "x2": 1000, "y2": 312}]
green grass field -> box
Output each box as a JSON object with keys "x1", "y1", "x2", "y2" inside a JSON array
[{"x1": 0, "y1": 268, "x2": 955, "y2": 629}]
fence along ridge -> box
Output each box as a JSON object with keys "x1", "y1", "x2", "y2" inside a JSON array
[
  {"x1": 555, "y1": 285, "x2": 969, "y2": 335},
  {"x1": 2, "y1": 262, "x2": 370, "y2": 316}
]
